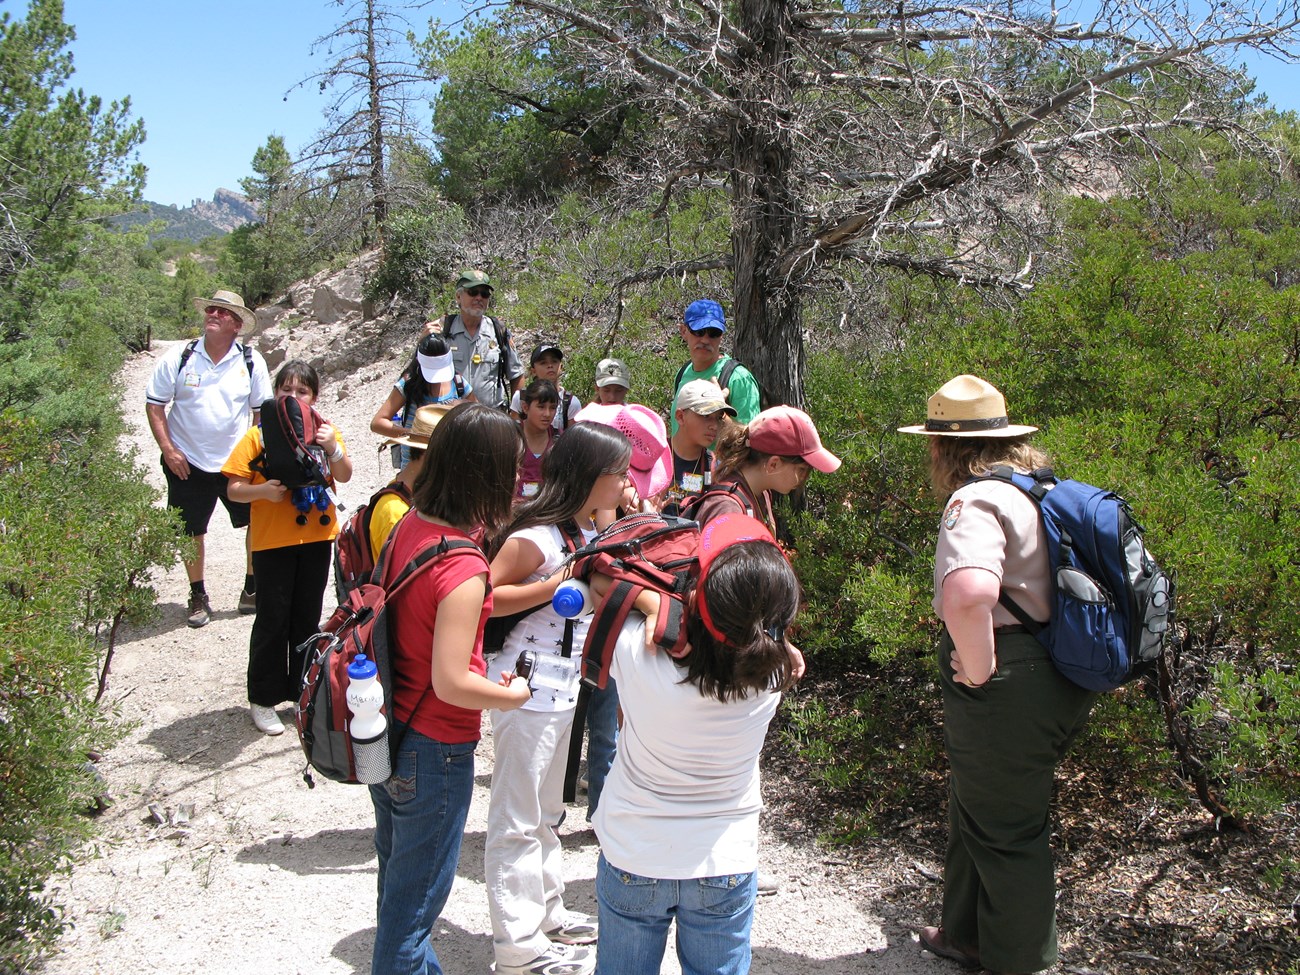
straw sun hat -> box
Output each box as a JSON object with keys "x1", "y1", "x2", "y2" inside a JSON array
[
  {"x1": 382, "y1": 404, "x2": 452, "y2": 450},
  {"x1": 192, "y1": 289, "x2": 256, "y2": 328},
  {"x1": 897, "y1": 375, "x2": 1038, "y2": 438}
]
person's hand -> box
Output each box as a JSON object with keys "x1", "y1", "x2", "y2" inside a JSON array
[
  {"x1": 315, "y1": 423, "x2": 339, "y2": 455},
  {"x1": 422, "y1": 320, "x2": 440, "y2": 337},
  {"x1": 950, "y1": 650, "x2": 989, "y2": 687},
  {"x1": 162, "y1": 446, "x2": 191, "y2": 480},
  {"x1": 785, "y1": 639, "x2": 806, "y2": 681},
  {"x1": 262, "y1": 479, "x2": 287, "y2": 503},
  {"x1": 497, "y1": 672, "x2": 534, "y2": 708}
]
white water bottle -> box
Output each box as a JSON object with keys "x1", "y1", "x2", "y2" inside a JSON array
[
  {"x1": 552, "y1": 579, "x2": 594, "y2": 618},
  {"x1": 346, "y1": 653, "x2": 391, "y2": 784}
]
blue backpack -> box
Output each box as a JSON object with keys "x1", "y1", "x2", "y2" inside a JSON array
[{"x1": 977, "y1": 466, "x2": 1175, "y2": 691}]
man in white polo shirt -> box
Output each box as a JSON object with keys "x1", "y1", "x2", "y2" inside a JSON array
[{"x1": 146, "y1": 290, "x2": 272, "y2": 627}]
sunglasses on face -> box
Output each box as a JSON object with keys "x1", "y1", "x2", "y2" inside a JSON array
[
  {"x1": 464, "y1": 287, "x2": 492, "y2": 299},
  {"x1": 693, "y1": 328, "x2": 724, "y2": 339},
  {"x1": 205, "y1": 306, "x2": 236, "y2": 319}
]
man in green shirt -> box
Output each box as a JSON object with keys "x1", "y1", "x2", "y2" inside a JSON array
[{"x1": 671, "y1": 299, "x2": 761, "y2": 435}]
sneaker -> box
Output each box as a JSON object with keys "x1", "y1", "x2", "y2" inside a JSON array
[
  {"x1": 250, "y1": 704, "x2": 285, "y2": 736},
  {"x1": 756, "y1": 870, "x2": 779, "y2": 896},
  {"x1": 186, "y1": 593, "x2": 211, "y2": 628},
  {"x1": 577, "y1": 775, "x2": 589, "y2": 793},
  {"x1": 238, "y1": 588, "x2": 257, "y2": 615},
  {"x1": 545, "y1": 910, "x2": 598, "y2": 945},
  {"x1": 496, "y1": 943, "x2": 594, "y2": 975}
]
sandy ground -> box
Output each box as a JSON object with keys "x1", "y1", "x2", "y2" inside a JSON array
[{"x1": 39, "y1": 342, "x2": 955, "y2": 975}]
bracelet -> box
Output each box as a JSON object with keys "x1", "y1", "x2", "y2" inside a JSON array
[{"x1": 329, "y1": 445, "x2": 345, "y2": 462}]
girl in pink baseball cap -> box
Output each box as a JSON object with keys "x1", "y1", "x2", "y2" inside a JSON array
[{"x1": 682, "y1": 405, "x2": 841, "y2": 533}]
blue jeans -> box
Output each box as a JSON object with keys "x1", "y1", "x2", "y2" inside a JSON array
[
  {"x1": 594, "y1": 853, "x2": 756, "y2": 975},
  {"x1": 369, "y1": 729, "x2": 475, "y2": 975},
  {"x1": 585, "y1": 678, "x2": 619, "y2": 820}
]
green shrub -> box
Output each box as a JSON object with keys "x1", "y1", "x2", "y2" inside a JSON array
[{"x1": 365, "y1": 204, "x2": 469, "y2": 304}]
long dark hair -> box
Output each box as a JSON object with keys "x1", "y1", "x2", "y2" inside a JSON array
[
  {"x1": 399, "y1": 334, "x2": 446, "y2": 423},
  {"x1": 683, "y1": 541, "x2": 800, "y2": 702},
  {"x1": 412, "y1": 404, "x2": 519, "y2": 533},
  {"x1": 504, "y1": 422, "x2": 631, "y2": 539}
]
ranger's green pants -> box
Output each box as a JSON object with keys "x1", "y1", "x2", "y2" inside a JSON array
[{"x1": 937, "y1": 629, "x2": 1096, "y2": 974}]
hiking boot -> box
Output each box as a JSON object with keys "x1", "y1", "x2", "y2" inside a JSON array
[
  {"x1": 495, "y1": 943, "x2": 594, "y2": 975},
  {"x1": 756, "y1": 870, "x2": 779, "y2": 896},
  {"x1": 186, "y1": 593, "x2": 212, "y2": 628},
  {"x1": 238, "y1": 588, "x2": 257, "y2": 615},
  {"x1": 250, "y1": 704, "x2": 285, "y2": 736},
  {"x1": 545, "y1": 910, "x2": 598, "y2": 945}
]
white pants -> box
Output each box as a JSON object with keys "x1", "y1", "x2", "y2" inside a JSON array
[{"x1": 486, "y1": 705, "x2": 576, "y2": 966}]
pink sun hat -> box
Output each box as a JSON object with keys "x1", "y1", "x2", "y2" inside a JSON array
[{"x1": 574, "y1": 402, "x2": 672, "y2": 497}]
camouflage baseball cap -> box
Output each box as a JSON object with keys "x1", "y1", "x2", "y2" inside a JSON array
[{"x1": 456, "y1": 268, "x2": 493, "y2": 290}]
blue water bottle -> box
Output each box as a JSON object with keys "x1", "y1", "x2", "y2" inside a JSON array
[{"x1": 552, "y1": 579, "x2": 594, "y2": 618}]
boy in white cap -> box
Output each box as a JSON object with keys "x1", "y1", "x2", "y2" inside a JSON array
[{"x1": 660, "y1": 379, "x2": 737, "y2": 516}]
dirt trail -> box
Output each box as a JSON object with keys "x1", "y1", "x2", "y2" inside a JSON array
[{"x1": 40, "y1": 342, "x2": 944, "y2": 975}]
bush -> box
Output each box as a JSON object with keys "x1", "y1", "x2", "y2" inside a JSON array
[
  {"x1": 0, "y1": 416, "x2": 180, "y2": 969},
  {"x1": 365, "y1": 204, "x2": 469, "y2": 304}
]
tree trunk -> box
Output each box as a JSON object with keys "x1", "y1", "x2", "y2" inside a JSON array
[
  {"x1": 365, "y1": 0, "x2": 388, "y2": 241},
  {"x1": 729, "y1": 0, "x2": 802, "y2": 409}
]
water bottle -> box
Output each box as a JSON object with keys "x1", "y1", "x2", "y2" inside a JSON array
[
  {"x1": 552, "y1": 579, "x2": 594, "y2": 618},
  {"x1": 345, "y1": 653, "x2": 391, "y2": 784}
]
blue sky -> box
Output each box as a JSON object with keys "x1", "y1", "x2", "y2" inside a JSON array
[
  {"x1": 60, "y1": 1, "x2": 1298, "y2": 209},
  {"x1": 62, "y1": 0, "x2": 458, "y2": 207}
]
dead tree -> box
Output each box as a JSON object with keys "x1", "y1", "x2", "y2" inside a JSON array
[{"x1": 507, "y1": 0, "x2": 1300, "y2": 407}]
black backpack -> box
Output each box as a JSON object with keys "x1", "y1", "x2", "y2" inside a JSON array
[{"x1": 252, "y1": 396, "x2": 330, "y2": 490}]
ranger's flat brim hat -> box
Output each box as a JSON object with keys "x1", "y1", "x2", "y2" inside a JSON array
[{"x1": 898, "y1": 374, "x2": 1038, "y2": 437}]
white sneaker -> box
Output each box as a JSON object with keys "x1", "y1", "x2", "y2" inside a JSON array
[
  {"x1": 495, "y1": 942, "x2": 595, "y2": 975},
  {"x1": 545, "y1": 909, "x2": 598, "y2": 944},
  {"x1": 250, "y1": 704, "x2": 285, "y2": 736}
]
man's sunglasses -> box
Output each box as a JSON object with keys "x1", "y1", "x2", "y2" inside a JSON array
[
  {"x1": 692, "y1": 328, "x2": 724, "y2": 339},
  {"x1": 464, "y1": 287, "x2": 492, "y2": 298}
]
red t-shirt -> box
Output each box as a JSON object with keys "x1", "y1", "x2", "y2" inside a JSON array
[{"x1": 384, "y1": 515, "x2": 491, "y2": 744}]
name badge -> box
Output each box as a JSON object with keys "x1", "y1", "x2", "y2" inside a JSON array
[
  {"x1": 521, "y1": 482, "x2": 540, "y2": 497},
  {"x1": 681, "y1": 472, "x2": 704, "y2": 494},
  {"x1": 184, "y1": 371, "x2": 200, "y2": 387}
]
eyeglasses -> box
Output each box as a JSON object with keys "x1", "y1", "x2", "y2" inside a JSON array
[
  {"x1": 464, "y1": 287, "x2": 492, "y2": 299},
  {"x1": 693, "y1": 328, "x2": 724, "y2": 339},
  {"x1": 205, "y1": 306, "x2": 236, "y2": 319}
]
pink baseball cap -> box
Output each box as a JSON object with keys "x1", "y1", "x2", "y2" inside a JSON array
[
  {"x1": 574, "y1": 402, "x2": 672, "y2": 497},
  {"x1": 748, "y1": 406, "x2": 841, "y2": 473}
]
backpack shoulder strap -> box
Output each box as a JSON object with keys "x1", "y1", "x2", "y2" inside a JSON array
[
  {"x1": 177, "y1": 339, "x2": 200, "y2": 373},
  {"x1": 441, "y1": 313, "x2": 457, "y2": 337},
  {"x1": 674, "y1": 362, "x2": 688, "y2": 390},
  {"x1": 238, "y1": 341, "x2": 254, "y2": 378},
  {"x1": 381, "y1": 534, "x2": 486, "y2": 600},
  {"x1": 718, "y1": 357, "x2": 738, "y2": 391},
  {"x1": 561, "y1": 390, "x2": 573, "y2": 427}
]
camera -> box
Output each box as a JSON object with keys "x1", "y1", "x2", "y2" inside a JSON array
[{"x1": 514, "y1": 649, "x2": 579, "y2": 695}]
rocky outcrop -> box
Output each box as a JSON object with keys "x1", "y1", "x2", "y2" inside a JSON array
[
  {"x1": 247, "y1": 249, "x2": 419, "y2": 380},
  {"x1": 186, "y1": 189, "x2": 259, "y2": 233}
]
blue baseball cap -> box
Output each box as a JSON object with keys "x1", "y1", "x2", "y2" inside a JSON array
[{"x1": 683, "y1": 299, "x2": 727, "y2": 333}]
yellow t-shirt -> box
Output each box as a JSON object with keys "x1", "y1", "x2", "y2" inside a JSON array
[
  {"x1": 222, "y1": 426, "x2": 343, "y2": 552},
  {"x1": 368, "y1": 487, "x2": 412, "y2": 564}
]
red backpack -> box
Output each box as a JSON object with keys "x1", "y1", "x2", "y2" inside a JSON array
[
  {"x1": 295, "y1": 529, "x2": 486, "y2": 787},
  {"x1": 569, "y1": 512, "x2": 702, "y2": 690},
  {"x1": 332, "y1": 482, "x2": 414, "y2": 604}
]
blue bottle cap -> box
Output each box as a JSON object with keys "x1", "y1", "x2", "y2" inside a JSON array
[
  {"x1": 347, "y1": 653, "x2": 378, "y2": 680},
  {"x1": 551, "y1": 581, "x2": 588, "y2": 618}
]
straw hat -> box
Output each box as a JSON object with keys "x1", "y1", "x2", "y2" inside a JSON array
[
  {"x1": 192, "y1": 290, "x2": 256, "y2": 328},
  {"x1": 381, "y1": 404, "x2": 452, "y2": 450},
  {"x1": 897, "y1": 375, "x2": 1038, "y2": 438}
]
